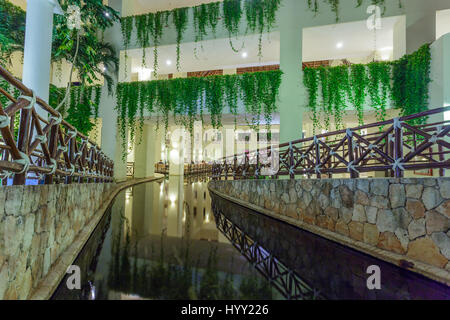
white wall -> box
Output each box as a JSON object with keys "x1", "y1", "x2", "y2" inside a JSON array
[{"x1": 436, "y1": 9, "x2": 450, "y2": 40}]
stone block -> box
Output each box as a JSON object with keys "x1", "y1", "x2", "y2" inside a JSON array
[
  {"x1": 348, "y1": 221, "x2": 364, "y2": 241},
  {"x1": 422, "y1": 187, "x2": 442, "y2": 211},
  {"x1": 408, "y1": 218, "x2": 426, "y2": 240},
  {"x1": 430, "y1": 232, "x2": 450, "y2": 260},
  {"x1": 407, "y1": 237, "x2": 448, "y2": 268},
  {"x1": 371, "y1": 179, "x2": 389, "y2": 197},
  {"x1": 376, "y1": 209, "x2": 398, "y2": 233},
  {"x1": 405, "y1": 184, "x2": 424, "y2": 199},
  {"x1": 377, "y1": 232, "x2": 405, "y2": 254},
  {"x1": 363, "y1": 223, "x2": 379, "y2": 246},
  {"x1": 425, "y1": 210, "x2": 450, "y2": 235}
]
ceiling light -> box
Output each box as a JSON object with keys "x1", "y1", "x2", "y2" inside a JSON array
[
  {"x1": 241, "y1": 52, "x2": 248, "y2": 58},
  {"x1": 336, "y1": 42, "x2": 344, "y2": 49},
  {"x1": 166, "y1": 60, "x2": 172, "y2": 66},
  {"x1": 104, "y1": 11, "x2": 110, "y2": 18}
]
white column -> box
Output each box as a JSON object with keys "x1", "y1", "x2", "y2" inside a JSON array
[
  {"x1": 168, "y1": 126, "x2": 185, "y2": 176},
  {"x1": 134, "y1": 123, "x2": 157, "y2": 178},
  {"x1": 278, "y1": 0, "x2": 305, "y2": 143},
  {"x1": 22, "y1": 0, "x2": 62, "y2": 105}
]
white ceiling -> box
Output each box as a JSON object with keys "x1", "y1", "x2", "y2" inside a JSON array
[
  {"x1": 128, "y1": 32, "x2": 280, "y2": 79},
  {"x1": 302, "y1": 16, "x2": 402, "y2": 62},
  {"x1": 123, "y1": 0, "x2": 223, "y2": 16}
]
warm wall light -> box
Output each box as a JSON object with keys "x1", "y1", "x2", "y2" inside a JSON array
[
  {"x1": 166, "y1": 60, "x2": 172, "y2": 66},
  {"x1": 241, "y1": 52, "x2": 248, "y2": 58},
  {"x1": 336, "y1": 42, "x2": 343, "y2": 48}
]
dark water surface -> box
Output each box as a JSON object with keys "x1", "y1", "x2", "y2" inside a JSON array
[
  {"x1": 52, "y1": 177, "x2": 285, "y2": 300},
  {"x1": 52, "y1": 177, "x2": 450, "y2": 300}
]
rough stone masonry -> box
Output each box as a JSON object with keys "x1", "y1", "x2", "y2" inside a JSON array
[
  {"x1": 0, "y1": 183, "x2": 114, "y2": 299},
  {"x1": 209, "y1": 178, "x2": 450, "y2": 273}
]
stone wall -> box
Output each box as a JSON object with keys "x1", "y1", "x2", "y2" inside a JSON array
[
  {"x1": 0, "y1": 183, "x2": 115, "y2": 299},
  {"x1": 209, "y1": 178, "x2": 450, "y2": 274}
]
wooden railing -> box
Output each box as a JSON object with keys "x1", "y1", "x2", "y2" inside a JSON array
[
  {"x1": 155, "y1": 162, "x2": 212, "y2": 175},
  {"x1": 0, "y1": 66, "x2": 113, "y2": 185},
  {"x1": 212, "y1": 107, "x2": 450, "y2": 180}
]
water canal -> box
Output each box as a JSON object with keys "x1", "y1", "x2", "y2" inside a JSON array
[
  {"x1": 52, "y1": 177, "x2": 450, "y2": 300},
  {"x1": 52, "y1": 177, "x2": 286, "y2": 300}
]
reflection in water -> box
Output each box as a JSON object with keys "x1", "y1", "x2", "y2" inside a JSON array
[{"x1": 52, "y1": 177, "x2": 283, "y2": 300}]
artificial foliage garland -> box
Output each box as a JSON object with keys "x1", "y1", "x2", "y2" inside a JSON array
[
  {"x1": 223, "y1": 0, "x2": 244, "y2": 52},
  {"x1": 391, "y1": 44, "x2": 431, "y2": 124},
  {"x1": 173, "y1": 8, "x2": 189, "y2": 71},
  {"x1": 121, "y1": 0, "x2": 282, "y2": 72},
  {"x1": 303, "y1": 44, "x2": 431, "y2": 132},
  {"x1": 307, "y1": 0, "x2": 403, "y2": 22},
  {"x1": 115, "y1": 70, "x2": 282, "y2": 153},
  {"x1": 49, "y1": 84, "x2": 102, "y2": 135}
]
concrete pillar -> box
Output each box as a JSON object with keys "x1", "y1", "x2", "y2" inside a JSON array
[
  {"x1": 393, "y1": 16, "x2": 406, "y2": 60},
  {"x1": 134, "y1": 123, "x2": 157, "y2": 178},
  {"x1": 406, "y1": 4, "x2": 437, "y2": 54},
  {"x1": 278, "y1": 0, "x2": 305, "y2": 143},
  {"x1": 222, "y1": 125, "x2": 235, "y2": 160},
  {"x1": 22, "y1": 0, "x2": 62, "y2": 105},
  {"x1": 168, "y1": 126, "x2": 185, "y2": 176},
  {"x1": 430, "y1": 33, "x2": 450, "y2": 116}
]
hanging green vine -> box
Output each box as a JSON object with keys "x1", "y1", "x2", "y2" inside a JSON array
[
  {"x1": 303, "y1": 44, "x2": 431, "y2": 131},
  {"x1": 115, "y1": 70, "x2": 282, "y2": 153},
  {"x1": 308, "y1": 0, "x2": 403, "y2": 22},
  {"x1": 173, "y1": 8, "x2": 189, "y2": 71},
  {"x1": 303, "y1": 68, "x2": 320, "y2": 131},
  {"x1": 121, "y1": 0, "x2": 282, "y2": 72},
  {"x1": 392, "y1": 44, "x2": 431, "y2": 125},
  {"x1": 49, "y1": 84, "x2": 103, "y2": 136},
  {"x1": 367, "y1": 61, "x2": 390, "y2": 122},
  {"x1": 121, "y1": 16, "x2": 134, "y2": 75},
  {"x1": 222, "y1": 0, "x2": 243, "y2": 52},
  {"x1": 349, "y1": 64, "x2": 368, "y2": 125},
  {"x1": 244, "y1": 0, "x2": 281, "y2": 58},
  {"x1": 135, "y1": 14, "x2": 150, "y2": 67}
]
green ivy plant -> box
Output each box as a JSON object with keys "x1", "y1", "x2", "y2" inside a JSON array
[
  {"x1": 121, "y1": 0, "x2": 282, "y2": 72},
  {"x1": 0, "y1": 0, "x2": 25, "y2": 66},
  {"x1": 115, "y1": 70, "x2": 283, "y2": 153},
  {"x1": 49, "y1": 84, "x2": 103, "y2": 136},
  {"x1": 173, "y1": 8, "x2": 189, "y2": 71},
  {"x1": 303, "y1": 44, "x2": 431, "y2": 131},
  {"x1": 222, "y1": 0, "x2": 243, "y2": 52},
  {"x1": 308, "y1": 0, "x2": 403, "y2": 22},
  {"x1": 392, "y1": 44, "x2": 431, "y2": 125}
]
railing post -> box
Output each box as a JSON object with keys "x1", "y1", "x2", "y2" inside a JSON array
[
  {"x1": 289, "y1": 143, "x2": 295, "y2": 180},
  {"x1": 347, "y1": 130, "x2": 358, "y2": 179},
  {"x1": 256, "y1": 149, "x2": 260, "y2": 179},
  {"x1": 13, "y1": 102, "x2": 32, "y2": 185},
  {"x1": 314, "y1": 137, "x2": 321, "y2": 179},
  {"x1": 394, "y1": 119, "x2": 404, "y2": 178}
]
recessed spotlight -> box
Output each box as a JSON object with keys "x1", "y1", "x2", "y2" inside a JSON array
[
  {"x1": 336, "y1": 42, "x2": 343, "y2": 49},
  {"x1": 166, "y1": 60, "x2": 172, "y2": 66},
  {"x1": 241, "y1": 52, "x2": 248, "y2": 58}
]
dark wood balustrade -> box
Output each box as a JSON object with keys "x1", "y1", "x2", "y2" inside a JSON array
[
  {"x1": 212, "y1": 107, "x2": 450, "y2": 180},
  {"x1": 0, "y1": 66, "x2": 114, "y2": 185}
]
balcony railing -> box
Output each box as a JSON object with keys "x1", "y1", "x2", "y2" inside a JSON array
[
  {"x1": 0, "y1": 66, "x2": 113, "y2": 185},
  {"x1": 212, "y1": 107, "x2": 450, "y2": 180},
  {"x1": 155, "y1": 162, "x2": 212, "y2": 175}
]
